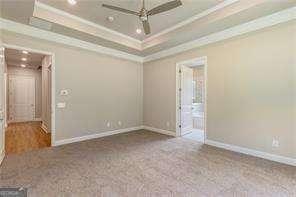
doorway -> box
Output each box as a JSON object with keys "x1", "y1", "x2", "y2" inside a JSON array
[
  {"x1": 176, "y1": 57, "x2": 207, "y2": 143},
  {"x1": 3, "y1": 46, "x2": 53, "y2": 154}
]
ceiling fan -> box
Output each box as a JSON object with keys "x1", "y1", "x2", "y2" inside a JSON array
[{"x1": 102, "y1": 0, "x2": 182, "y2": 35}]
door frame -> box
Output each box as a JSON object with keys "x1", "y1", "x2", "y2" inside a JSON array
[
  {"x1": 3, "y1": 44, "x2": 56, "y2": 146},
  {"x1": 8, "y1": 74, "x2": 36, "y2": 123},
  {"x1": 176, "y1": 56, "x2": 208, "y2": 142}
]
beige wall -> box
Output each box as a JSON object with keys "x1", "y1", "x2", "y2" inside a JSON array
[
  {"x1": 144, "y1": 21, "x2": 296, "y2": 158},
  {"x1": 1, "y1": 20, "x2": 295, "y2": 159},
  {"x1": 7, "y1": 66, "x2": 42, "y2": 119},
  {"x1": 2, "y1": 30, "x2": 143, "y2": 141}
]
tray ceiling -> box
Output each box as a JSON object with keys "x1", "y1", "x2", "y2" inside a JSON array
[
  {"x1": 1, "y1": 0, "x2": 295, "y2": 57},
  {"x1": 38, "y1": 0, "x2": 221, "y2": 40}
]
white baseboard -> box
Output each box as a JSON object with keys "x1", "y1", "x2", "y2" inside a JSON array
[
  {"x1": 205, "y1": 139, "x2": 296, "y2": 167},
  {"x1": 142, "y1": 126, "x2": 176, "y2": 137},
  {"x1": 0, "y1": 149, "x2": 5, "y2": 166},
  {"x1": 34, "y1": 118, "x2": 42, "y2": 121},
  {"x1": 53, "y1": 126, "x2": 143, "y2": 146}
]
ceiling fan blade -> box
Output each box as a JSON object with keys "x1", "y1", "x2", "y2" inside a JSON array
[
  {"x1": 102, "y1": 4, "x2": 139, "y2": 16},
  {"x1": 148, "y1": 0, "x2": 182, "y2": 16},
  {"x1": 142, "y1": 20, "x2": 151, "y2": 35}
]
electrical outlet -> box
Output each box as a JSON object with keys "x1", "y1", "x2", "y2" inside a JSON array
[
  {"x1": 57, "y1": 102, "x2": 66, "y2": 108},
  {"x1": 272, "y1": 139, "x2": 279, "y2": 147},
  {"x1": 118, "y1": 121, "x2": 122, "y2": 126},
  {"x1": 107, "y1": 122, "x2": 111, "y2": 128}
]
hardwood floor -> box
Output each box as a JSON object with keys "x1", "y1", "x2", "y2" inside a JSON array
[{"x1": 5, "y1": 122, "x2": 51, "y2": 154}]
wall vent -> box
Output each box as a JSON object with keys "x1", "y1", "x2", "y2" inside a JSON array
[{"x1": 29, "y1": 17, "x2": 52, "y2": 31}]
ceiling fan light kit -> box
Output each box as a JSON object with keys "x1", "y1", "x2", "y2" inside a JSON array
[{"x1": 102, "y1": 0, "x2": 182, "y2": 35}]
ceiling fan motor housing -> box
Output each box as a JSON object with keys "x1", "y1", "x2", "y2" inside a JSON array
[
  {"x1": 140, "y1": 8, "x2": 148, "y2": 21},
  {"x1": 102, "y1": 0, "x2": 183, "y2": 34}
]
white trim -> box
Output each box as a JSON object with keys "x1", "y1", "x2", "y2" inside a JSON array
[
  {"x1": 205, "y1": 139, "x2": 296, "y2": 167},
  {"x1": 0, "y1": 149, "x2": 4, "y2": 166},
  {"x1": 34, "y1": 1, "x2": 142, "y2": 50},
  {"x1": 3, "y1": 44, "x2": 56, "y2": 147},
  {"x1": 51, "y1": 54, "x2": 56, "y2": 144},
  {"x1": 176, "y1": 56, "x2": 207, "y2": 67},
  {"x1": 53, "y1": 126, "x2": 143, "y2": 146},
  {"x1": 0, "y1": 18, "x2": 143, "y2": 63},
  {"x1": 142, "y1": 126, "x2": 176, "y2": 137},
  {"x1": 176, "y1": 56, "x2": 207, "y2": 142},
  {"x1": 0, "y1": 7, "x2": 294, "y2": 63},
  {"x1": 143, "y1": 7, "x2": 296, "y2": 62},
  {"x1": 142, "y1": 0, "x2": 239, "y2": 43},
  {"x1": 35, "y1": 0, "x2": 238, "y2": 46},
  {"x1": 3, "y1": 44, "x2": 53, "y2": 56},
  {"x1": 34, "y1": 118, "x2": 42, "y2": 121}
]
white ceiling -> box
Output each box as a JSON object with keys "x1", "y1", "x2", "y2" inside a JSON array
[
  {"x1": 0, "y1": 0, "x2": 295, "y2": 57},
  {"x1": 5, "y1": 48, "x2": 45, "y2": 69},
  {"x1": 38, "y1": 0, "x2": 221, "y2": 40}
]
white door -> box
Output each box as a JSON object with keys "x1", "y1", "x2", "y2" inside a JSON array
[
  {"x1": 0, "y1": 47, "x2": 5, "y2": 162},
  {"x1": 180, "y1": 65, "x2": 193, "y2": 135},
  {"x1": 9, "y1": 76, "x2": 35, "y2": 122}
]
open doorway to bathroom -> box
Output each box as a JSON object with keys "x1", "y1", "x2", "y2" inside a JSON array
[
  {"x1": 3, "y1": 46, "x2": 53, "y2": 154},
  {"x1": 176, "y1": 57, "x2": 207, "y2": 143}
]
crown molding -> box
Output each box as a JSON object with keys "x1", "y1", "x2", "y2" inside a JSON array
[
  {"x1": 143, "y1": 7, "x2": 296, "y2": 62},
  {"x1": 0, "y1": 18, "x2": 144, "y2": 63},
  {"x1": 34, "y1": 0, "x2": 239, "y2": 50},
  {"x1": 142, "y1": 0, "x2": 239, "y2": 44},
  {"x1": 34, "y1": 1, "x2": 142, "y2": 50},
  {"x1": 0, "y1": 7, "x2": 294, "y2": 64}
]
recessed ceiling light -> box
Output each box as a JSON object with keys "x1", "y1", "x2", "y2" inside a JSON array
[
  {"x1": 22, "y1": 50, "x2": 29, "y2": 54},
  {"x1": 20, "y1": 64, "x2": 26, "y2": 68},
  {"x1": 136, "y1": 28, "x2": 142, "y2": 34},
  {"x1": 67, "y1": 0, "x2": 77, "y2": 5},
  {"x1": 107, "y1": 16, "x2": 114, "y2": 22},
  {"x1": 21, "y1": 58, "x2": 27, "y2": 61}
]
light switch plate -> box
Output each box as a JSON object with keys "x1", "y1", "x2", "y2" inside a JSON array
[
  {"x1": 57, "y1": 102, "x2": 66, "y2": 108},
  {"x1": 0, "y1": 110, "x2": 3, "y2": 120},
  {"x1": 60, "y1": 90, "x2": 69, "y2": 96},
  {"x1": 272, "y1": 139, "x2": 279, "y2": 147}
]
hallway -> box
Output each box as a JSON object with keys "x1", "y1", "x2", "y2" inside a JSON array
[{"x1": 5, "y1": 122, "x2": 51, "y2": 154}]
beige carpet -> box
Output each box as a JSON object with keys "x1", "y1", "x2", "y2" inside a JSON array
[{"x1": 0, "y1": 130, "x2": 295, "y2": 196}]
